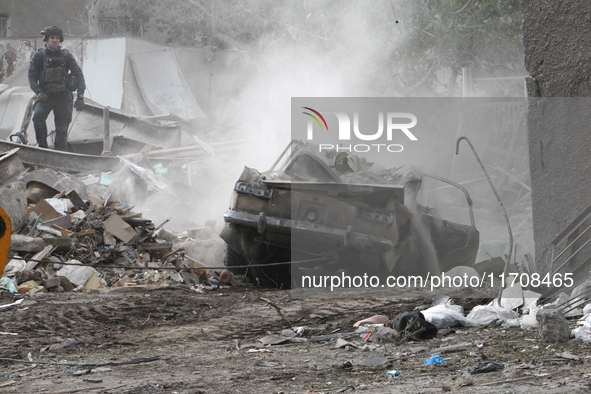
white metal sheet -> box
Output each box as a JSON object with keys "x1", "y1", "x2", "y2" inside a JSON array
[
  {"x1": 0, "y1": 86, "x2": 34, "y2": 140},
  {"x1": 130, "y1": 48, "x2": 204, "y2": 120},
  {"x1": 83, "y1": 38, "x2": 126, "y2": 109}
]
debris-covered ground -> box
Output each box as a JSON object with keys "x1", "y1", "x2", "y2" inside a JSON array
[
  {"x1": 1, "y1": 147, "x2": 590, "y2": 393},
  {"x1": 1, "y1": 287, "x2": 591, "y2": 394}
]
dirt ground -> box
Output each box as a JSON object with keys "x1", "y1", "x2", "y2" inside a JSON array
[{"x1": 0, "y1": 285, "x2": 590, "y2": 394}]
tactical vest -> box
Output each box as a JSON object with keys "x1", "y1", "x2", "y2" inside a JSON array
[{"x1": 39, "y1": 48, "x2": 78, "y2": 94}]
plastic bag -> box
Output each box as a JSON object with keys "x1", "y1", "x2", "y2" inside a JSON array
[
  {"x1": 571, "y1": 308, "x2": 591, "y2": 342},
  {"x1": 466, "y1": 299, "x2": 518, "y2": 325},
  {"x1": 422, "y1": 303, "x2": 467, "y2": 329},
  {"x1": 0, "y1": 277, "x2": 18, "y2": 293},
  {"x1": 424, "y1": 355, "x2": 444, "y2": 365}
]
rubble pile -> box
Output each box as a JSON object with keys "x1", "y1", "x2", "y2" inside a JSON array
[{"x1": 1, "y1": 173, "x2": 226, "y2": 294}]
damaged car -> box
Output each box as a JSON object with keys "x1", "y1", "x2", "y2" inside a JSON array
[{"x1": 220, "y1": 140, "x2": 479, "y2": 288}]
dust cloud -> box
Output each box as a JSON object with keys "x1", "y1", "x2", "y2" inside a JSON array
[{"x1": 135, "y1": 1, "x2": 532, "y2": 267}]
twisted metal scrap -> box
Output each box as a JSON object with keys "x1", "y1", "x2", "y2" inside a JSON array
[{"x1": 456, "y1": 136, "x2": 514, "y2": 303}]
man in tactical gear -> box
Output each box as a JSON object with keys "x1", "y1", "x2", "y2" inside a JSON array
[{"x1": 28, "y1": 26, "x2": 86, "y2": 151}]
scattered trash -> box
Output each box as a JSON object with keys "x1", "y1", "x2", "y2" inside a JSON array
[
  {"x1": 520, "y1": 305, "x2": 540, "y2": 329},
  {"x1": 394, "y1": 310, "x2": 438, "y2": 340},
  {"x1": 2, "y1": 259, "x2": 26, "y2": 277},
  {"x1": 386, "y1": 370, "x2": 402, "y2": 378},
  {"x1": 556, "y1": 351, "x2": 579, "y2": 360},
  {"x1": 0, "y1": 277, "x2": 17, "y2": 293},
  {"x1": 423, "y1": 355, "x2": 445, "y2": 365},
  {"x1": 367, "y1": 326, "x2": 401, "y2": 343},
  {"x1": 56, "y1": 261, "x2": 97, "y2": 287},
  {"x1": 258, "y1": 334, "x2": 292, "y2": 346},
  {"x1": 466, "y1": 299, "x2": 518, "y2": 325},
  {"x1": 82, "y1": 378, "x2": 103, "y2": 383},
  {"x1": 571, "y1": 304, "x2": 591, "y2": 342},
  {"x1": 0, "y1": 298, "x2": 24, "y2": 309},
  {"x1": 468, "y1": 361, "x2": 504, "y2": 374},
  {"x1": 333, "y1": 338, "x2": 357, "y2": 349},
  {"x1": 357, "y1": 355, "x2": 395, "y2": 367},
  {"x1": 247, "y1": 348, "x2": 270, "y2": 353},
  {"x1": 353, "y1": 314, "x2": 388, "y2": 327},
  {"x1": 422, "y1": 302, "x2": 469, "y2": 329},
  {"x1": 218, "y1": 270, "x2": 232, "y2": 285}
]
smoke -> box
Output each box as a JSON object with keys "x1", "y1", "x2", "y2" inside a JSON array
[
  {"x1": 130, "y1": 0, "x2": 532, "y2": 270},
  {"x1": 150, "y1": 1, "x2": 411, "y2": 230}
]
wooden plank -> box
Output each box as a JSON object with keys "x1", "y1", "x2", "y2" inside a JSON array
[
  {"x1": 193, "y1": 135, "x2": 215, "y2": 154},
  {"x1": 25, "y1": 245, "x2": 55, "y2": 270}
]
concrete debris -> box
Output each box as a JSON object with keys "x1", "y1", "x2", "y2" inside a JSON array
[
  {"x1": 536, "y1": 307, "x2": 570, "y2": 343},
  {"x1": 0, "y1": 148, "x2": 26, "y2": 185},
  {"x1": 367, "y1": 326, "x2": 401, "y2": 343},
  {"x1": 9, "y1": 234, "x2": 45, "y2": 252}
]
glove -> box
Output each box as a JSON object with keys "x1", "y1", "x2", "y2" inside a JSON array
[
  {"x1": 74, "y1": 95, "x2": 85, "y2": 111},
  {"x1": 36, "y1": 92, "x2": 48, "y2": 103}
]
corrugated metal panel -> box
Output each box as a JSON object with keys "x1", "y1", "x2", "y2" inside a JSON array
[{"x1": 0, "y1": 86, "x2": 33, "y2": 140}]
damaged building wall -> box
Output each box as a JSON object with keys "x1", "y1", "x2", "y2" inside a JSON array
[
  {"x1": 0, "y1": 39, "x2": 35, "y2": 81},
  {"x1": 0, "y1": 0, "x2": 89, "y2": 38},
  {"x1": 522, "y1": 0, "x2": 591, "y2": 272}
]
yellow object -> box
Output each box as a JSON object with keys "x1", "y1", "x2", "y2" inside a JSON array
[{"x1": 0, "y1": 204, "x2": 10, "y2": 278}]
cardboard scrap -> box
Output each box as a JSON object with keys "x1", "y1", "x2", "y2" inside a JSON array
[
  {"x1": 103, "y1": 214, "x2": 137, "y2": 243},
  {"x1": 66, "y1": 190, "x2": 89, "y2": 210},
  {"x1": 33, "y1": 199, "x2": 63, "y2": 221}
]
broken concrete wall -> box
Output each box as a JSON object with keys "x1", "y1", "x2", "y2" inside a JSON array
[
  {"x1": 522, "y1": 0, "x2": 591, "y2": 272},
  {"x1": 0, "y1": 35, "x2": 242, "y2": 130},
  {"x1": 0, "y1": 39, "x2": 35, "y2": 81}
]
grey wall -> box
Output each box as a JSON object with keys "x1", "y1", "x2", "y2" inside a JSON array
[
  {"x1": 0, "y1": 0, "x2": 88, "y2": 38},
  {"x1": 522, "y1": 0, "x2": 591, "y2": 272}
]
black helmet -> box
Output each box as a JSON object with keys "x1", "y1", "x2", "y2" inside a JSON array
[{"x1": 41, "y1": 26, "x2": 64, "y2": 42}]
